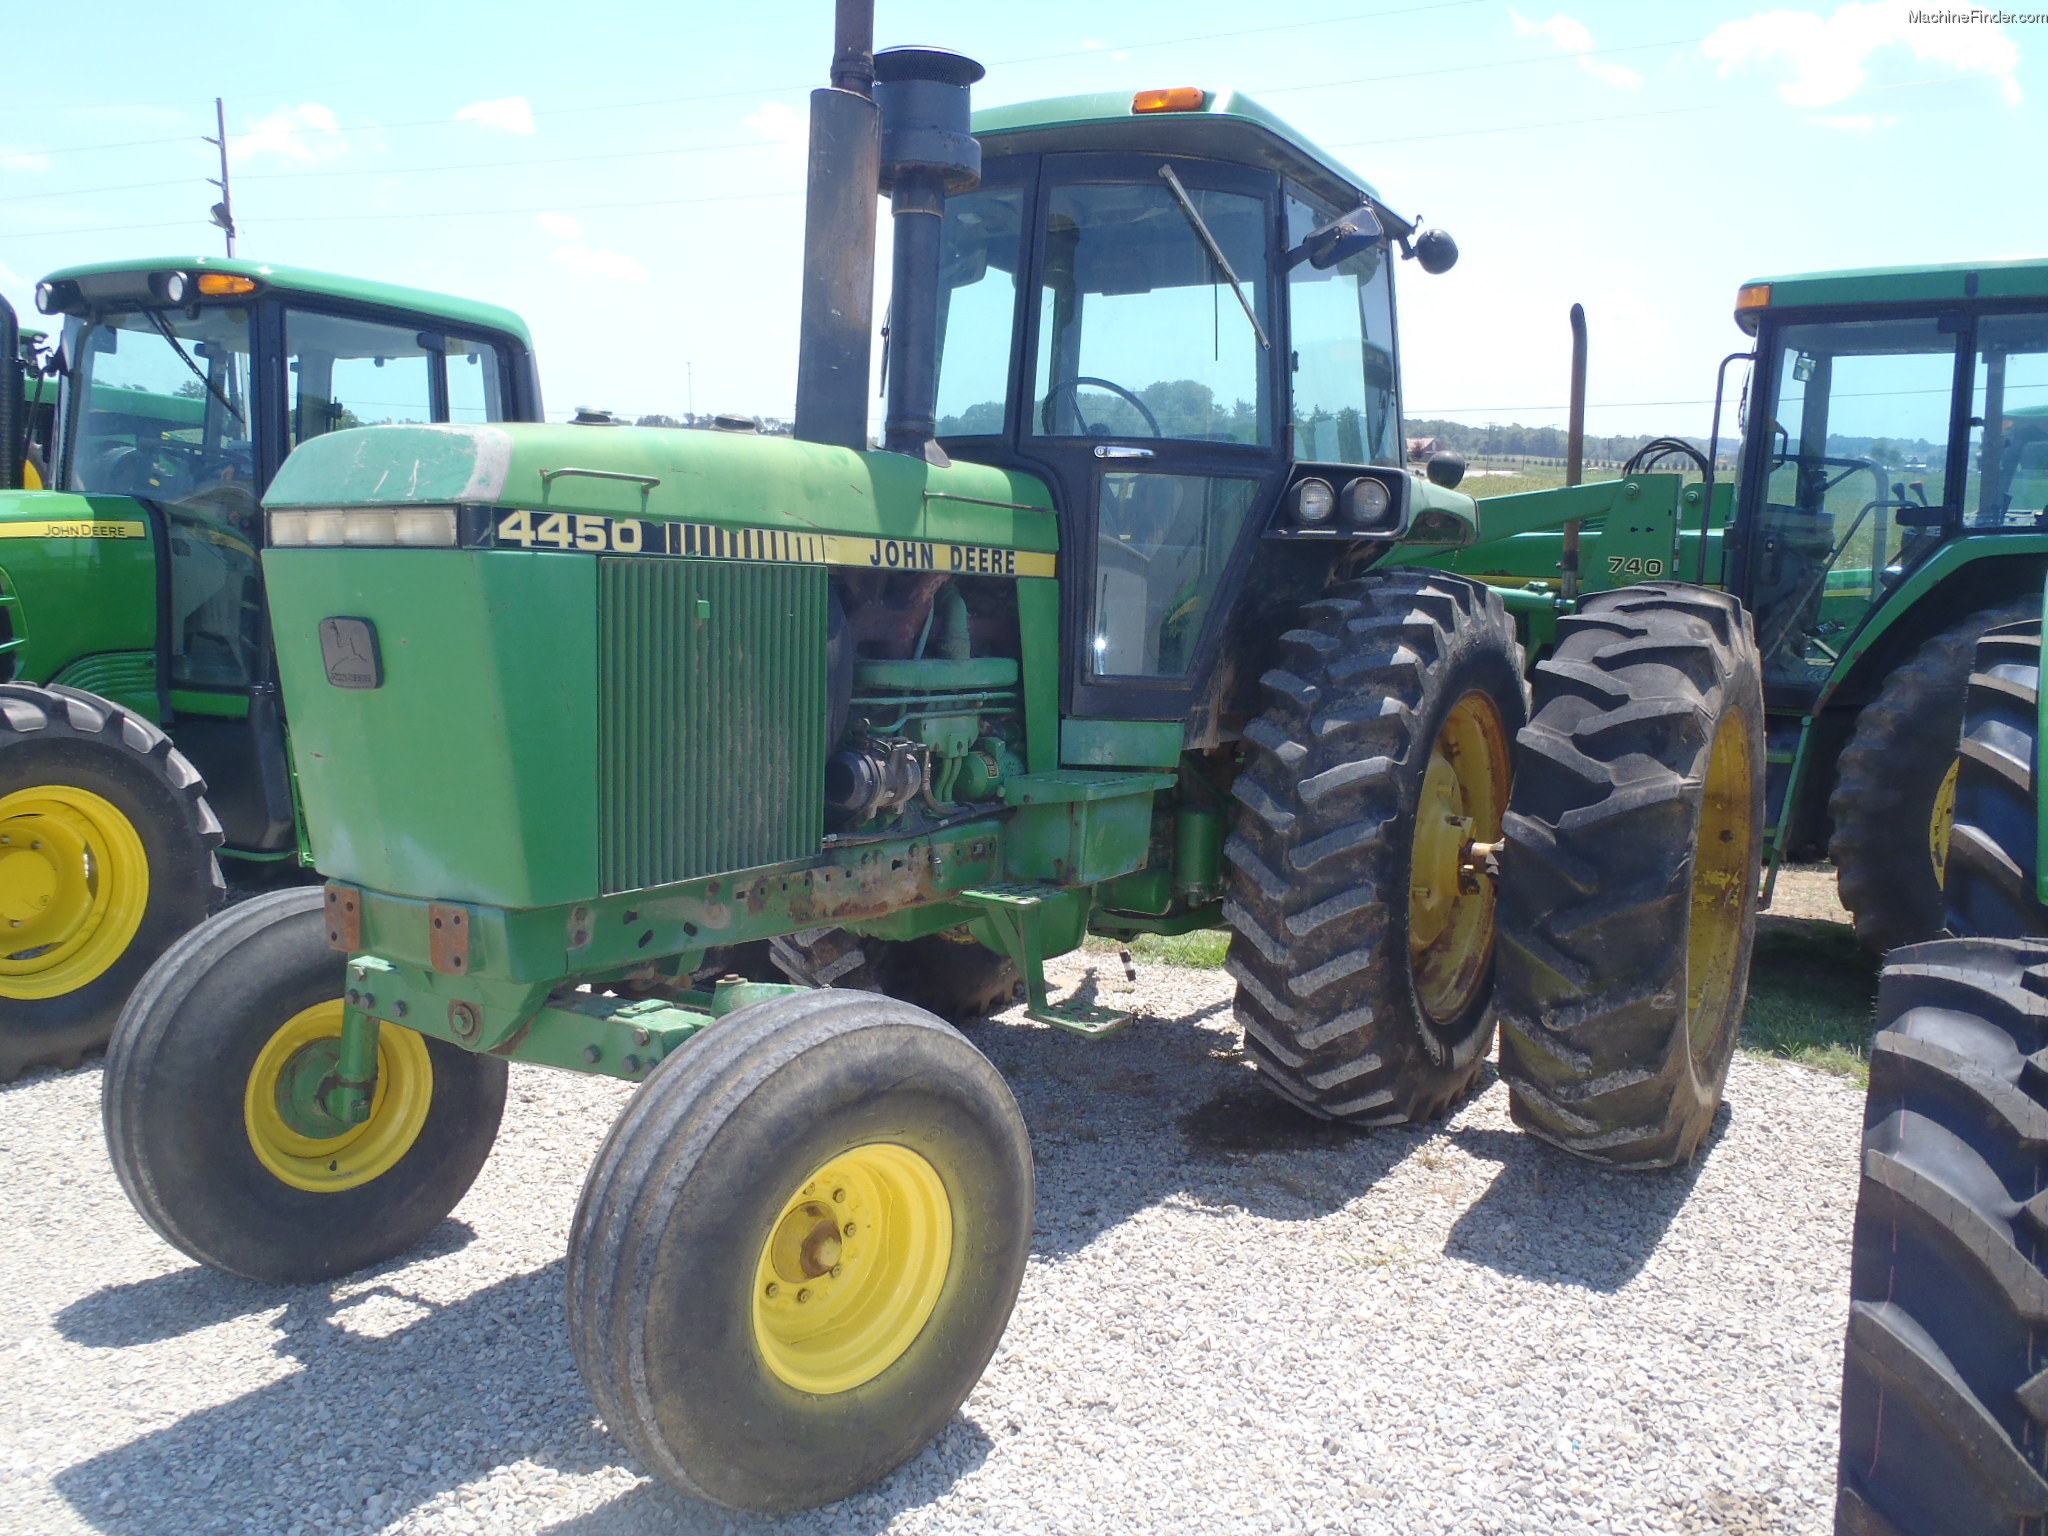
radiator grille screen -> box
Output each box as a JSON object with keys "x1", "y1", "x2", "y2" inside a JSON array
[{"x1": 598, "y1": 556, "x2": 827, "y2": 894}]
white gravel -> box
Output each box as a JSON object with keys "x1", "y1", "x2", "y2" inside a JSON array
[{"x1": 0, "y1": 955, "x2": 1862, "y2": 1536}]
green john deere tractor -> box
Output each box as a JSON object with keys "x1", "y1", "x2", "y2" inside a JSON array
[
  {"x1": 0, "y1": 261, "x2": 540, "y2": 1078},
  {"x1": 103, "y1": 14, "x2": 1764, "y2": 1514},
  {"x1": 1431, "y1": 265, "x2": 2048, "y2": 954},
  {"x1": 1827, "y1": 567, "x2": 2048, "y2": 1535}
]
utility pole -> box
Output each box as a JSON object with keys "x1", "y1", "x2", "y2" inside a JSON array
[{"x1": 204, "y1": 98, "x2": 236, "y2": 257}]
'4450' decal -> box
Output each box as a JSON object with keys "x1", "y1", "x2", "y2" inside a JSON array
[{"x1": 492, "y1": 510, "x2": 1055, "y2": 578}]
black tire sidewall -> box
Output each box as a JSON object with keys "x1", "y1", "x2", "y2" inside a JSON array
[
  {"x1": 107, "y1": 889, "x2": 506, "y2": 1283},
  {"x1": 606, "y1": 1008, "x2": 1032, "y2": 1512}
]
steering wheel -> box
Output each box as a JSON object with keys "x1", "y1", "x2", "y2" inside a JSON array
[{"x1": 1041, "y1": 375, "x2": 1162, "y2": 437}]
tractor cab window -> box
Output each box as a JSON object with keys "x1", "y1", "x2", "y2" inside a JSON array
[
  {"x1": 1030, "y1": 177, "x2": 1273, "y2": 445},
  {"x1": 1285, "y1": 187, "x2": 1401, "y2": 465},
  {"x1": 1962, "y1": 312, "x2": 2048, "y2": 527},
  {"x1": 1745, "y1": 315, "x2": 1960, "y2": 690},
  {"x1": 934, "y1": 183, "x2": 1027, "y2": 437},
  {"x1": 287, "y1": 311, "x2": 436, "y2": 446},
  {"x1": 443, "y1": 334, "x2": 506, "y2": 424},
  {"x1": 64, "y1": 306, "x2": 266, "y2": 692}
]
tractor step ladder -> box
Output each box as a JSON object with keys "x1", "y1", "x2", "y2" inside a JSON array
[{"x1": 960, "y1": 883, "x2": 1134, "y2": 1038}]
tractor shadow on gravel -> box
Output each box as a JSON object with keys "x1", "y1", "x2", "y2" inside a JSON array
[{"x1": 51, "y1": 1250, "x2": 991, "y2": 1536}]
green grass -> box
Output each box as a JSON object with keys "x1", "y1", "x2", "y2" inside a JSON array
[
  {"x1": 1739, "y1": 914, "x2": 1879, "y2": 1084},
  {"x1": 1083, "y1": 907, "x2": 1880, "y2": 1085}
]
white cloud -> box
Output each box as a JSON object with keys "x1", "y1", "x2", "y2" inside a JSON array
[
  {"x1": 536, "y1": 212, "x2": 645, "y2": 282},
  {"x1": 455, "y1": 96, "x2": 536, "y2": 135},
  {"x1": 1704, "y1": 1, "x2": 2021, "y2": 107},
  {"x1": 230, "y1": 103, "x2": 348, "y2": 166},
  {"x1": 0, "y1": 150, "x2": 50, "y2": 172},
  {"x1": 1511, "y1": 10, "x2": 1643, "y2": 91},
  {"x1": 743, "y1": 100, "x2": 808, "y2": 147}
]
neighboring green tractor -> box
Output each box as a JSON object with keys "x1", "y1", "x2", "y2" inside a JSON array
[
  {"x1": 1431, "y1": 266, "x2": 2048, "y2": 953},
  {"x1": 1829, "y1": 588, "x2": 2048, "y2": 1535},
  {"x1": 104, "y1": 21, "x2": 1763, "y2": 1515},
  {"x1": 0, "y1": 261, "x2": 540, "y2": 1078}
]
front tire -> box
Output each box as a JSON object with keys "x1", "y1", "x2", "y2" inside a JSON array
[
  {"x1": 1945, "y1": 619, "x2": 2048, "y2": 939},
  {"x1": 1223, "y1": 569, "x2": 1527, "y2": 1125},
  {"x1": 103, "y1": 886, "x2": 506, "y2": 1283},
  {"x1": 1835, "y1": 937, "x2": 2048, "y2": 1534},
  {"x1": 567, "y1": 989, "x2": 1033, "y2": 1513},
  {"x1": 0, "y1": 684, "x2": 224, "y2": 1079},
  {"x1": 1496, "y1": 584, "x2": 1764, "y2": 1168},
  {"x1": 1830, "y1": 600, "x2": 2039, "y2": 953}
]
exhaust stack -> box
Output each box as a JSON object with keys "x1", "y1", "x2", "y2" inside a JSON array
[
  {"x1": 792, "y1": 1, "x2": 882, "y2": 451},
  {"x1": 875, "y1": 46, "x2": 984, "y2": 462}
]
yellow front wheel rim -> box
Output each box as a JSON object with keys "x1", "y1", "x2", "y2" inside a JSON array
[
  {"x1": 753, "y1": 1142, "x2": 953, "y2": 1394},
  {"x1": 1687, "y1": 709, "x2": 1757, "y2": 1051},
  {"x1": 1930, "y1": 756, "x2": 1960, "y2": 889},
  {"x1": 243, "y1": 1002, "x2": 435, "y2": 1192},
  {"x1": 0, "y1": 784, "x2": 150, "y2": 999},
  {"x1": 1409, "y1": 691, "x2": 1513, "y2": 1025}
]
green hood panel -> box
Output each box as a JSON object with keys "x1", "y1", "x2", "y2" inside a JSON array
[{"x1": 265, "y1": 424, "x2": 1060, "y2": 551}]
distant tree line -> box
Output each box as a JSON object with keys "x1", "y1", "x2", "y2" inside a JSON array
[{"x1": 1404, "y1": 417, "x2": 1737, "y2": 465}]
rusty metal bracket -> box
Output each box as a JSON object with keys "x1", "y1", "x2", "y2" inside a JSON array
[
  {"x1": 324, "y1": 883, "x2": 361, "y2": 953},
  {"x1": 429, "y1": 904, "x2": 472, "y2": 975}
]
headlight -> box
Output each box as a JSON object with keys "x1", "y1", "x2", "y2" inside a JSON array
[
  {"x1": 1290, "y1": 477, "x2": 1336, "y2": 525},
  {"x1": 1341, "y1": 476, "x2": 1393, "y2": 527},
  {"x1": 269, "y1": 507, "x2": 458, "y2": 547}
]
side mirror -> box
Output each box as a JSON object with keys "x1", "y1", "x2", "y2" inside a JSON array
[
  {"x1": 1286, "y1": 207, "x2": 1385, "y2": 272},
  {"x1": 1405, "y1": 228, "x2": 1458, "y2": 275},
  {"x1": 1426, "y1": 450, "x2": 1467, "y2": 489}
]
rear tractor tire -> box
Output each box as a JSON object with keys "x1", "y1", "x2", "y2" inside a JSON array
[
  {"x1": 1945, "y1": 619, "x2": 2048, "y2": 940},
  {"x1": 103, "y1": 886, "x2": 507, "y2": 1283},
  {"x1": 0, "y1": 684, "x2": 224, "y2": 1079},
  {"x1": 1224, "y1": 569, "x2": 1527, "y2": 1125},
  {"x1": 567, "y1": 989, "x2": 1033, "y2": 1513},
  {"x1": 1496, "y1": 583, "x2": 1765, "y2": 1168},
  {"x1": 1830, "y1": 599, "x2": 2039, "y2": 953},
  {"x1": 1835, "y1": 937, "x2": 2048, "y2": 1535},
  {"x1": 770, "y1": 926, "x2": 1021, "y2": 1022}
]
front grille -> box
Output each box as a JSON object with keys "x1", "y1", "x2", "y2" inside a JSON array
[{"x1": 598, "y1": 556, "x2": 827, "y2": 894}]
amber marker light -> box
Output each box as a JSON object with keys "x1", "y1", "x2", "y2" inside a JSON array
[
  {"x1": 1734, "y1": 282, "x2": 1772, "y2": 311},
  {"x1": 1133, "y1": 87, "x2": 1205, "y2": 113},
  {"x1": 196, "y1": 273, "x2": 260, "y2": 297}
]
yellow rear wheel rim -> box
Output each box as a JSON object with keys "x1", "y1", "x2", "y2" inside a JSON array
[
  {"x1": 1930, "y1": 756, "x2": 1960, "y2": 889},
  {"x1": 243, "y1": 1002, "x2": 435, "y2": 1192},
  {"x1": 1409, "y1": 691, "x2": 1513, "y2": 1025},
  {"x1": 753, "y1": 1142, "x2": 953, "y2": 1395},
  {"x1": 1688, "y1": 709, "x2": 1756, "y2": 1053},
  {"x1": 0, "y1": 784, "x2": 150, "y2": 999}
]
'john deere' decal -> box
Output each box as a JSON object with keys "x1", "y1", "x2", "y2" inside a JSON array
[{"x1": 490, "y1": 510, "x2": 1054, "y2": 578}]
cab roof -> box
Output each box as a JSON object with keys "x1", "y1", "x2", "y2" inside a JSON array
[
  {"x1": 1741, "y1": 256, "x2": 2048, "y2": 312},
  {"x1": 973, "y1": 90, "x2": 1385, "y2": 218},
  {"x1": 37, "y1": 255, "x2": 531, "y2": 344}
]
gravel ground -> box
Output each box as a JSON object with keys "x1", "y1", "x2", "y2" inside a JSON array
[{"x1": 0, "y1": 956, "x2": 1863, "y2": 1536}]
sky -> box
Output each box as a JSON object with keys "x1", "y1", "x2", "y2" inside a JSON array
[{"x1": 3, "y1": 0, "x2": 2040, "y2": 441}]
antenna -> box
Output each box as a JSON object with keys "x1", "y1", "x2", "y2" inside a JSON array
[{"x1": 203, "y1": 97, "x2": 236, "y2": 257}]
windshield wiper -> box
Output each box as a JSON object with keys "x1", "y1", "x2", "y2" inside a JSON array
[
  {"x1": 144, "y1": 311, "x2": 243, "y2": 424},
  {"x1": 1157, "y1": 164, "x2": 1269, "y2": 351}
]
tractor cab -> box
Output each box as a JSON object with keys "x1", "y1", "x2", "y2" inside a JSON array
[
  {"x1": 1727, "y1": 264, "x2": 2048, "y2": 699},
  {"x1": 937, "y1": 90, "x2": 1456, "y2": 730}
]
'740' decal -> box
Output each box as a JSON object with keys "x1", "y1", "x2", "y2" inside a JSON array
[{"x1": 1606, "y1": 555, "x2": 1666, "y2": 576}]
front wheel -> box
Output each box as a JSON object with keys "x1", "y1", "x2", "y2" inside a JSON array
[
  {"x1": 1496, "y1": 584, "x2": 1765, "y2": 1168},
  {"x1": 103, "y1": 886, "x2": 507, "y2": 1283},
  {"x1": 567, "y1": 989, "x2": 1033, "y2": 1513}
]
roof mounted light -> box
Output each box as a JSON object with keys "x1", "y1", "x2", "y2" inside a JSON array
[
  {"x1": 1735, "y1": 282, "x2": 1772, "y2": 312},
  {"x1": 196, "y1": 273, "x2": 261, "y2": 297},
  {"x1": 1133, "y1": 87, "x2": 1205, "y2": 114},
  {"x1": 150, "y1": 270, "x2": 190, "y2": 305}
]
